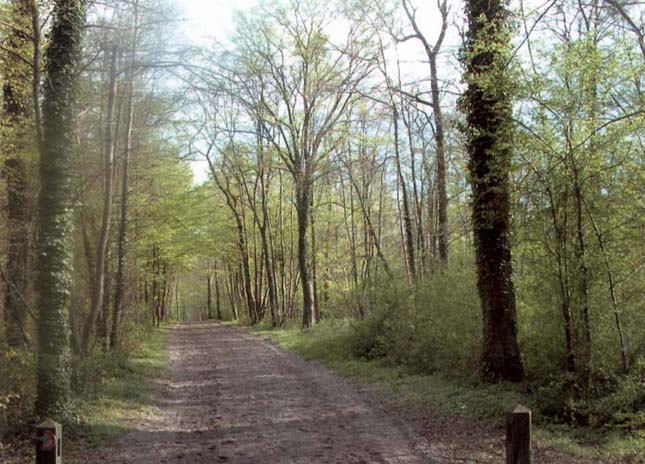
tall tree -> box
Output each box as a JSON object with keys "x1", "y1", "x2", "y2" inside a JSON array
[
  {"x1": 35, "y1": 0, "x2": 87, "y2": 418},
  {"x1": 229, "y1": 3, "x2": 372, "y2": 327},
  {"x1": 461, "y1": 0, "x2": 524, "y2": 382},
  {"x1": 110, "y1": 0, "x2": 140, "y2": 350},
  {"x1": 400, "y1": 0, "x2": 450, "y2": 266},
  {"x1": 2, "y1": 0, "x2": 35, "y2": 349},
  {"x1": 81, "y1": 45, "x2": 119, "y2": 355}
]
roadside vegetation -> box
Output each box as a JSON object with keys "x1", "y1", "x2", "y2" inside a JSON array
[
  {"x1": 71, "y1": 326, "x2": 168, "y2": 447},
  {"x1": 264, "y1": 312, "x2": 644, "y2": 462},
  {"x1": 1, "y1": 326, "x2": 167, "y2": 459}
]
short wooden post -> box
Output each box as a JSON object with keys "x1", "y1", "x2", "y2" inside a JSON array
[
  {"x1": 36, "y1": 419, "x2": 62, "y2": 464},
  {"x1": 506, "y1": 405, "x2": 531, "y2": 464}
]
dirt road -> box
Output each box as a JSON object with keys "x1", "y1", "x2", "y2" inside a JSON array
[{"x1": 71, "y1": 322, "x2": 431, "y2": 463}]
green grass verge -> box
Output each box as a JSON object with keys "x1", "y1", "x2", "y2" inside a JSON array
[
  {"x1": 258, "y1": 320, "x2": 644, "y2": 462},
  {"x1": 69, "y1": 327, "x2": 168, "y2": 448}
]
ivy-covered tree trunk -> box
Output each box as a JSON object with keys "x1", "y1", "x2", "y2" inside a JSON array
[
  {"x1": 2, "y1": 0, "x2": 33, "y2": 349},
  {"x1": 462, "y1": 0, "x2": 524, "y2": 382},
  {"x1": 35, "y1": 0, "x2": 87, "y2": 418}
]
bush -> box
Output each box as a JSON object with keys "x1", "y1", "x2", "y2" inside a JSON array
[
  {"x1": 0, "y1": 348, "x2": 36, "y2": 437},
  {"x1": 345, "y1": 264, "x2": 481, "y2": 376},
  {"x1": 583, "y1": 355, "x2": 645, "y2": 429}
]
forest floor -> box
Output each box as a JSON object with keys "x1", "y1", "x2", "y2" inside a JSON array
[{"x1": 4, "y1": 322, "x2": 626, "y2": 463}]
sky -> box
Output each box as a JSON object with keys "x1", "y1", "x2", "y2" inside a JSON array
[
  {"x1": 175, "y1": 0, "x2": 254, "y2": 44},
  {"x1": 171, "y1": 0, "x2": 465, "y2": 183},
  {"x1": 174, "y1": 0, "x2": 255, "y2": 182}
]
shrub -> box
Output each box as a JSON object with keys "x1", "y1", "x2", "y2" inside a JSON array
[
  {"x1": 345, "y1": 264, "x2": 481, "y2": 377},
  {"x1": 0, "y1": 348, "x2": 36, "y2": 437}
]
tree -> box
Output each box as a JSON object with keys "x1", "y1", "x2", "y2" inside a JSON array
[
  {"x1": 514, "y1": 0, "x2": 643, "y2": 392},
  {"x1": 258, "y1": 3, "x2": 371, "y2": 327},
  {"x1": 1, "y1": 0, "x2": 37, "y2": 349},
  {"x1": 215, "y1": 1, "x2": 374, "y2": 327},
  {"x1": 461, "y1": 0, "x2": 524, "y2": 382},
  {"x1": 35, "y1": 0, "x2": 87, "y2": 418},
  {"x1": 81, "y1": 44, "x2": 118, "y2": 355},
  {"x1": 400, "y1": 0, "x2": 450, "y2": 266}
]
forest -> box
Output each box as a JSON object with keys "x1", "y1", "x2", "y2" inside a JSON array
[{"x1": 0, "y1": 0, "x2": 643, "y2": 461}]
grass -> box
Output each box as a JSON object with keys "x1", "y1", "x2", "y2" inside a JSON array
[
  {"x1": 258, "y1": 319, "x2": 645, "y2": 462},
  {"x1": 70, "y1": 326, "x2": 168, "y2": 448}
]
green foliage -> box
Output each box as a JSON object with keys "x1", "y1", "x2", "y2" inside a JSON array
[
  {"x1": 268, "y1": 312, "x2": 645, "y2": 460},
  {"x1": 0, "y1": 348, "x2": 36, "y2": 435},
  {"x1": 70, "y1": 326, "x2": 167, "y2": 445},
  {"x1": 267, "y1": 319, "x2": 356, "y2": 363},
  {"x1": 577, "y1": 355, "x2": 645, "y2": 430},
  {"x1": 346, "y1": 262, "x2": 480, "y2": 375}
]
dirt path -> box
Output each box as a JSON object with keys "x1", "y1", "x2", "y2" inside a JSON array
[{"x1": 71, "y1": 322, "x2": 431, "y2": 463}]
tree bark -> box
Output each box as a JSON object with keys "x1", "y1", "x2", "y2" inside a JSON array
[
  {"x1": 35, "y1": 0, "x2": 87, "y2": 419},
  {"x1": 392, "y1": 106, "x2": 416, "y2": 282},
  {"x1": 207, "y1": 273, "x2": 213, "y2": 319},
  {"x1": 296, "y1": 178, "x2": 314, "y2": 328},
  {"x1": 462, "y1": 0, "x2": 524, "y2": 382}
]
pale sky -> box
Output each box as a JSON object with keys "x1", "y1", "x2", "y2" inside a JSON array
[
  {"x1": 175, "y1": 0, "x2": 255, "y2": 44},
  {"x1": 171, "y1": 0, "x2": 465, "y2": 183}
]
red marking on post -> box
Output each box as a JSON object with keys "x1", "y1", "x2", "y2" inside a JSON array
[{"x1": 41, "y1": 430, "x2": 57, "y2": 452}]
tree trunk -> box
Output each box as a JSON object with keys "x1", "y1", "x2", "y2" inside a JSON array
[
  {"x1": 430, "y1": 54, "x2": 449, "y2": 266},
  {"x1": 401, "y1": 0, "x2": 449, "y2": 266},
  {"x1": 97, "y1": 248, "x2": 111, "y2": 352},
  {"x1": 207, "y1": 273, "x2": 213, "y2": 319},
  {"x1": 402, "y1": 106, "x2": 425, "y2": 275},
  {"x1": 310, "y1": 192, "x2": 319, "y2": 324},
  {"x1": 110, "y1": 0, "x2": 139, "y2": 350},
  {"x1": 584, "y1": 198, "x2": 629, "y2": 372},
  {"x1": 547, "y1": 187, "x2": 577, "y2": 378},
  {"x1": 296, "y1": 178, "x2": 314, "y2": 328},
  {"x1": 462, "y1": 0, "x2": 524, "y2": 383},
  {"x1": 392, "y1": 106, "x2": 416, "y2": 282},
  {"x1": 81, "y1": 46, "x2": 118, "y2": 356},
  {"x1": 35, "y1": 0, "x2": 87, "y2": 419},
  {"x1": 175, "y1": 279, "x2": 180, "y2": 321},
  {"x1": 226, "y1": 264, "x2": 239, "y2": 321},
  {"x1": 258, "y1": 145, "x2": 279, "y2": 327},
  {"x1": 574, "y1": 176, "x2": 592, "y2": 390},
  {"x1": 215, "y1": 270, "x2": 222, "y2": 320}
]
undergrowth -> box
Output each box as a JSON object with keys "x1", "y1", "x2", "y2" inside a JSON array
[
  {"x1": 261, "y1": 317, "x2": 644, "y2": 461},
  {"x1": 0, "y1": 325, "x2": 167, "y2": 456},
  {"x1": 70, "y1": 325, "x2": 168, "y2": 446}
]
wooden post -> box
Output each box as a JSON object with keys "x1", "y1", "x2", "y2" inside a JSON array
[
  {"x1": 506, "y1": 405, "x2": 531, "y2": 464},
  {"x1": 36, "y1": 419, "x2": 62, "y2": 464}
]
